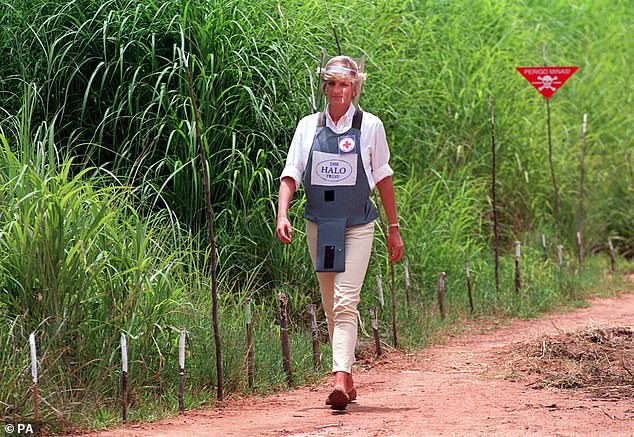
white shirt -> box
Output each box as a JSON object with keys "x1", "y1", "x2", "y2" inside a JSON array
[{"x1": 280, "y1": 103, "x2": 393, "y2": 190}]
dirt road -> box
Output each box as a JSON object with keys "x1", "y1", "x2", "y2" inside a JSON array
[{"x1": 85, "y1": 279, "x2": 634, "y2": 437}]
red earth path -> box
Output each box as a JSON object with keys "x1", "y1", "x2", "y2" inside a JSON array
[{"x1": 83, "y1": 276, "x2": 634, "y2": 437}]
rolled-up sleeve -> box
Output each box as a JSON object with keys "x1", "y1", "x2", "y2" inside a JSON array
[
  {"x1": 369, "y1": 119, "x2": 394, "y2": 184},
  {"x1": 280, "y1": 118, "x2": 308, "y2": 188}
]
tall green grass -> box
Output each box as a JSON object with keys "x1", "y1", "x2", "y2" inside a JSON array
[{"x1": 0, "y1": 0, "x2": 632, "y2": 431}]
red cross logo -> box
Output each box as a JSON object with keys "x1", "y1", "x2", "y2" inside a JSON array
[{"x1": 338, "y1": 136, "x2": 355, "y2": 153}]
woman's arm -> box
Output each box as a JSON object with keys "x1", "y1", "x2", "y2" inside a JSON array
[
  {"x1": 376, "y1": 176, "x2": 404, "y2": 262},
  {"x1": 276, "y1": 176, "x2": 296, "y2": 243}
]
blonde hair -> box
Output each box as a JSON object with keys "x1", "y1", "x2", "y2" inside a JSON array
[{"x1": 320, "y1": 56, "x2": 365, "y2": 99}]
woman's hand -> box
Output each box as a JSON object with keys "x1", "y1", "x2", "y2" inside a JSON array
[
  {"x1": 387, "y1": 227, "x2": 404, "y2": 262},
  {"x1": 376, "y1": 176, "x2": 404, "y2": 262},
  {"x1": 276, "y1": 177, "x2": 296, "y2": 243},
  {"x1": 276, "y1": 216, "x2": 293, "y2": 243}
]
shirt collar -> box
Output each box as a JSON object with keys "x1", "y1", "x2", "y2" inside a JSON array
[{"x1": 325, "y1": 103, "x2": 356, "y2": 132}]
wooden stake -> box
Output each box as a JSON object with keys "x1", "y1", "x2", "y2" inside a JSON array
[
  {"x1": 557, "y1": 244, "x2": 564, "y2": 269},
  {"x1": 278, "y1": 293, "x2": 292, "y2": 386},
  {"x1": 490, "y1": 94, "x2": 500, "y2": 293},
  {"x1": 245, "y1": 298, "x2": 254, "y2": 390},
  {"x1": 404, "y1": 258, "x2": 412, "y2": 316},
  {"x1": 375, "y1": 275, "x2": 385, "y2": 310},
  {"x1": 390, "y1": 263, "x2": 398, "y2": 349},
  {"x1": 437, "y1": 272, "x2": 446, "y2": 319},
  {"x1": 121, "y1": 333, "x2": 128, "y2": 424},
  {"x1": 541, "y1": 234, "x2": 548, "y2": 261},
  {"x1": 178, "y1": 328, "x2": 186, "y2": 414},
  {"x1": 515, "y1": 241, "x2": 521, "y2": 293},
  {"x1": 608, "y1": 239, "x2": 616, "y2": 272},
  {"x1": 371, "y1": 190, "x2": 397, "y2": 346},
  {"x1": 29, "y1": 333, "x2": 38, "y2": 427},
  {"x1": 578, "y1": 112, "x2": 587, "y2": 268},
  {"x1": 179, "y1": 27, "x2": 222, "y2": 401},
  {"x1": 465, "y1": 260, "x2": 474, "y2": 313},
  {"x1": 369, "y1": 306, "x2": 382, "y2": 358},
  {"x1": 307, "y1": 304, "x2": 321, "y2": 369}
]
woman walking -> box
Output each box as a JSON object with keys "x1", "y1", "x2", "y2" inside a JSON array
[{"x1": 276, "y1": 55, "x2": 403, "y2": 410}]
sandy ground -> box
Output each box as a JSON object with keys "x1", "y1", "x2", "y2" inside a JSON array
[{"x1": 81, "y1": 277, "x2": 634, "y2": 437}]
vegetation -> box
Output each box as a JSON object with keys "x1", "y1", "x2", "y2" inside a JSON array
[{"x1": 0, "y1": 0, "x2": 632, "y2": 432}]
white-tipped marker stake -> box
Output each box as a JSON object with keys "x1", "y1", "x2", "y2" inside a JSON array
[
  {"x1": 179, "y1": 328, "x2": 186, "y2": 414},
  {"x1": 179, "y1": 329, "x2": 186, "y2": 370},
  {"x1": 578, "y1": 112, "x2": 588, "y2": 268},
  {"x1": 29, "y1": 333, "x2": 38, "y2": 384},
  {"x1": 29, "y1": 333, "x2": 39, "y2": 425},
  {"x1": 121, "y1": 333, "x2": 128, "y2": 424},
  {"x1": 245, "y1": 299, "x2": 254, "y2": 389}
]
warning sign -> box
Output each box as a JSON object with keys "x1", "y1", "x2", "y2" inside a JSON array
[{"x1": 516, "y1": 66, "x2": 578, "y2": 99}]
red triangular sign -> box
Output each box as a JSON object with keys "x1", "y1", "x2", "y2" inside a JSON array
[{"x1": 516, "y1": 66, "x2": 578, "y2": 99}]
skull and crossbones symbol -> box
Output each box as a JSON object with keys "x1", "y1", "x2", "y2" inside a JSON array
[{"x1": 536, "y1": 75, "x2": 558, "y2": 92}]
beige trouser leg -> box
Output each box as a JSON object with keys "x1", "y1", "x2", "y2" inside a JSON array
[{"x1": 306, "y1": 220, "x2": 374, "y2": 373}]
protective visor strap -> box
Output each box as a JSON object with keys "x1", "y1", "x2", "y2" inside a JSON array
[
  {"x1": 317, "y1": 65, "x2": 366, "y2": 80},
  {"x1": 325, "y1": 65, "x2": 357, "y2": 77}
]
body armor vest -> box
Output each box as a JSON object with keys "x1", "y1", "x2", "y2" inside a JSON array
[{"x1": 303, "y1": 109, "x2": 378, "y2": 272}]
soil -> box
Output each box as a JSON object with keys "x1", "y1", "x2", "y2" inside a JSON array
[{"x1": 81, "y1": 276, "x2": 634, "y2": 437}]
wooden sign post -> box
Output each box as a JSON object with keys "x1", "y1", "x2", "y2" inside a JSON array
[{"x1": 516, "y1": 64, "x2": 578, "y2": 242}]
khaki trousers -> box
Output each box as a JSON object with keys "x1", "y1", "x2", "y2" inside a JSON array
[{"x1": 306, "y1": 220, "x2": 375, "y2": 373}]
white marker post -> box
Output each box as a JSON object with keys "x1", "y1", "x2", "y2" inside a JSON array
[
  {"x1": 179, "y1": 328, "x2": 186, "y2": 414},
  {"x1": 29, "y1": 333, "x2": 38, "y2": 426},
  {"x1": 121, "y1": 333, "x2": 128, "y2": 424}
]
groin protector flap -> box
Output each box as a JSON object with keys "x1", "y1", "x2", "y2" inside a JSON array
[{"x1": 315, "y1": 218, "x2": 346, "y2": 272}]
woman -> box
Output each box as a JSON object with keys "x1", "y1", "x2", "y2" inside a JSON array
[{"x1": 276, "y1": 55, "x2": 403, "y2": 410}]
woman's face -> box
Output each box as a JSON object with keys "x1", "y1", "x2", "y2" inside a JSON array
[{"x1": 325, "y1": 77, "x2": 354, "y2": 109}]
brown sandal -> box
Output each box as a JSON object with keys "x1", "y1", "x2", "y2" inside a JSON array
[
  {"x1": 327, "y1": 387, "x2": 349, "y2": 410},
  {"x1": 325, "y1": 387, "x2": 356, "y2": 406}
]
